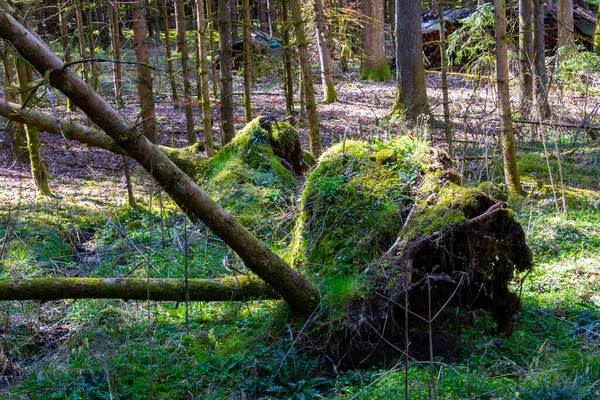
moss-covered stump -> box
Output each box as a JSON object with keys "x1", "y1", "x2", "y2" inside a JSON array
[
  {"x1": 292, "y1": 138, "x2": 532, "y2": 366},
  {"x1": 198, "y1": 117, "x2": 304, "y2": 241}
]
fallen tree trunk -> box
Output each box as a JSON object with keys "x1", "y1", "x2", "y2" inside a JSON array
[
  {"x1": 0, "y1": 99, "x2": 126, "y2": 155},
  {"x1": 0, "y1": 5, "x2": 319, "y2": 314},
  {"x1": 0, "y1": 277, "x2": 281, "y2": 302}
]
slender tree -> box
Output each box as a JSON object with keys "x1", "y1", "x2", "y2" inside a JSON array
[
  {"x1": 519, "y1": 0, "x2": 533, "y2": 114},
  {"x1": 494, "y1": 0, "x2": 525, "y2": 196},
  {"x1": 557, "y1": 0, "x2": 574, "y2": 49},
  {"x1": 84, "y1": 0, "x2": 98, "y2": 90},
  {"x1": 438, "y1": 1, "x2": 452, "y2": 156},
  {"x1": 313, "y1": 0, "x2": 337, "y2": 103},
  {"x1": 594, "y1": 3, "x2": 600, "y2": 55},
  {"x1": 533, "y1": 0, "x2": 551, "y2": 118},
  {"x1": 218, "y1": 0, "x2": 235, "y2": 143},
  {"x1": 75, "y1": 0, "x2": 89, "y2": 83},
  {"x1": 195, "y1": 0, "x2": 214, "y2": 156},
  {"x1": 206, "y1": 0, "x2": 219, "y2": 98},
  {"x1": 132, "y1": 0, "x2": 158, "y2": 143},
  {"x1": 109, "y1": 0, "x2": 123, "y2": 108},
  {"x1": 15, "y1": 57, "x2": 53, "y2": 196},
  {"x1": 290, "y1": 0, "x2": 321, "y2": 157},
  {"x1": 174, "y1": 0, "x2": 197, "y2": 144},
  {"x1": 162, "y1": 0, "x2": 179, "y2": 103},
  {"x1": 281, "y1": 0, "x2": 296, "y2": 127},
  {"x1": 360, "y1": 0, "x2": 391, "y2": 81},
  {"x1": 2, "y1": 41, "x2": 27, "y2": 161},
  {"x1": 391, "y1": 0, "x2": 429, "y2": 120},
  {"x1": 59, "y1": 1, "x2": 75, "y2": 111},
  {"x1": 242, "y1": 0, "x2": 252, "y2": 122}
]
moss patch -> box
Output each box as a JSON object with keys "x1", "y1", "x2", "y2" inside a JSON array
[
  {"x1": 290, "y1": 137, "x2": 430, "y2": 276},
  {"x1": 199, "y1": 118, "x2": 298, "y2": 242}
]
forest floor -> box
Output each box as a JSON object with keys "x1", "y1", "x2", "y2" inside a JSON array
[{"x1": 1, "y1": 49, "x2": 600, "y2": 398}]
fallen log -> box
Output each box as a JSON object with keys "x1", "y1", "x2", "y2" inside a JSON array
[{"x1": 0, "y1": 276, "x2": 280, "y2": 302}]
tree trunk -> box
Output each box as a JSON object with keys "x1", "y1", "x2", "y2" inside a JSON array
[
  {"x1": 230, "y1": 0, "x2": 238, "y2": 41},
  {"x1": 162, "y1": 0, "x2": 179, "y2": 103},
  {"x1": 1, "y1": 42, "x2": 28, "y2": 162},
  {"x1": 242, "y1": 0, "x2": 252, "y2": 122},
  {"x1": 174, "y1": 0, "x2": 197, "y2": 144},
  {"x1": 533, "y1": 0, "x2": 551, "y2": 119},
  {"x1": 494, "y1": 0, "x2": 525, "y2": 197},
  {"x1": 218, "y1": 0, "x2": 235, "y2": 143},
  {"x1": 594, "y1": 5, "x2": 600, "y2": 55},
  {"x1": 439, "y1": 1, "x2": 452, "y2": 156},
  {"x1": 84, "y1": 0, "x2": 98, "y2": 90},
  {"x1": 519, "y1": 0, "x2": 533, "y2": 114},
  {"x1": 132, "y1": 0, "x2": 158, "y2": 143},
  {"x1": 195, "y1": 0, "x2": 215, "y2": 156},
  {"x1": 59, "y1": 2, "x2": 75, "y2": 111},
  {"x1": 15, "y1": 57, "x2": 53, "y2": 196},
  {"x1": 290, "y1": 0, "x2": 321, "y2": 157},
  {"x1": 281, "y1": 0, "x2": 296, "y2": 128},
  {"x1": 0, "y1": 6, "x2": 319, "y2": 314},
  {"x1": 313, "y1": 0, "x2": 337, "y2": 103},
  {"x1": 75, "y1": 0, "x2": 89, "y2": 84},
  {"x1": 0, "y1": 277, "x2": 280, "y2": 302},
  {"x1": 258, "y1": 0, "x2": 269, "y2": 33},
  {"x1": 361, "y1": 0, "x2": 391, "y2": 82},
  {"x1": 109, "y1": 0, "x2": 123, "y2": 109},
  {"x1": 391, "y1": 0, "x2": 429, "y2": 120},
  {"x1": 557, "y1": 0, "x2": 573, "y2": 49},
  {"x1": 206, "y1": 0, "x2": 219, "y2": 98}
]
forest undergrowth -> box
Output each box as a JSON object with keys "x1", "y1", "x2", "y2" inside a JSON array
[{"x1": 1, "y1": 44, "x2": 600, "y2": 398}]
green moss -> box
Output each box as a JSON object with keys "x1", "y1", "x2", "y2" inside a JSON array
[
  {"x1": 291, "y1": 138, "x2": 430, "y2": 276},
  {"x1": 199, "y1": 117, "x2": 297, "y2": 241},
  {"x1": 359, "y1": 61, "x2": 392, "y2": 82},
  {"x1": 373, "y1": 148, "x2": 396, "y2": 164},
  {"x1": 518, "y1": 152, "x2": 600, "y2": 190}
]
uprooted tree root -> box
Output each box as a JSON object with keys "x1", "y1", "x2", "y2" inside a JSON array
[
  {"x1": 288, "y1": 139, "x2": 533, "y2": 369},
  {"x1": 319, "y1": 195, "x2": 532, "y2": 369}
]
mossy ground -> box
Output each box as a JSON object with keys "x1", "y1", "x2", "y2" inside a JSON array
[{"x1": 2, "y1": 125, "x2": 600, "y2": 398}]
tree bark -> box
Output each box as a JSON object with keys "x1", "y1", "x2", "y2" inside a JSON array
[
  {"x1": 109, "y1": 0, "x2": 123, "y2": 109},
  {"x1": 519, "y1": 0, "x2": 533, "y2": 114},
  {"x1": 162, "y1": 0, "x2": 179, "y2": 103},
  {"x1": 557, "y1": 0, "x2": 573, "y2": 49},
  {"x1": 59, "y1": 1, "x2": 75, "y2": 111},
  {"x1": 360, "y1": 0, "x2": 391, "y2": 82},
  {"x1": 494, "y1": 0, "x2": 525, "y2": 197},
  {"x1": 391, "y1": 0, "x2": 429, "y2": 120},
  {"x1": 0, "y1": 6, "x2": 319, "y2": 314},
  {"x1": 594, "y1": 5, "x2": 600, "y2": 55},
  {"x1": 281, "y1": 0, "x2": 296, "y2": 127},
  {"x1": 206, "y1": 0, "x2": 219, "y2": 98},
  {"x1": 174, "y1": 0, "x2": 197, "y2": 144},
  {"x1": 533, "y1": 0, "x2": 551, "y2": 119},
  {"x1": 1, "y1": 42, "x2": 27, "y2": 162},
  {"x1": 132, "y1": 0, "x2": 158, "y2": 143},
  {"x1": 195, "y1": 0, "x2": 215, "y2": 156},
  {"x1": 84, "y1": 0, "x2": 98, "y2": 90},
  {"x1": 218, "y1": 0, "x2": 235, "y2": 143},
  {"x1": 15, "y1": 57, "x2": 53, "y2": 196},
  {"x1": 242, "y1": 0, "x2": 252, "y2": 122},
  {"x1": 75, "y1": 0, "x2": 89, "y2": 84},
  {"x1": 0, "y1": 277, "x2": 280, "y2": 302},
  {"x1": 438, "y1": 1, "x2": 452, "y2": 156},
  {"x1": 313, "y1": 0, "x2": 337, "y2": 103},
  {"x1": 289, "y1": 0, "x2": 321, "y2": 157}
]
